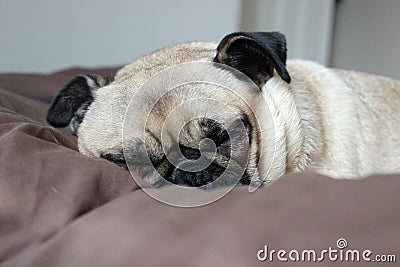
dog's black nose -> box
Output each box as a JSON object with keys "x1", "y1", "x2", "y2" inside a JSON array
[{"x1": 179, "y1": 144, "x2": 201, "y2": 160}]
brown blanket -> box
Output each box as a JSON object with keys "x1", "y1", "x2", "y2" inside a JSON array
[{"x1": 0, "y1": 68, "x2": 399, "y2": 266}]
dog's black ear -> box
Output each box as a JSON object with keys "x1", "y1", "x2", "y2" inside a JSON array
[
  {"x1": 214, "y1": 31, "x2": 291, "y2": 87},
  {"x1": 47, "y1": 74, "x2": 111, "y2": 134}
]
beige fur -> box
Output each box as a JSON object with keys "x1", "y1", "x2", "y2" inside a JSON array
[
  {"x1": 76, "y1": 41, "x2": 400, "y2": 183},
  {"x1": 261, "y1": 60, "x2": 400, "y2": 181}
]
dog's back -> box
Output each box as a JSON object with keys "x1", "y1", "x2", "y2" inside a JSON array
[
  {"x1": 335, "y1": 68, "x2": 400, "y2": 175},
  {"x1": 288, "y1": 60, "x2": 400, "y2": 178}
]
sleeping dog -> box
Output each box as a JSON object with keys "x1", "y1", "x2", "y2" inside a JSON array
[{"x1": 47, "y1": 31, "x2": 400, "y2": 187}]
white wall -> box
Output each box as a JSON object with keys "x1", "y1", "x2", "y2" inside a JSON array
[
  {"x1": 9, "y1": 0, "x2": 399, "y2": 79},
  {"x1": 0, "y1": 0, "x2": 240, "y2": 73},
  {"x1": 241, "y1": 0, "x2": 335, "y2": 66},
  {"x1": 331, "y1": 0, "x2": 400, "y2": 80}
]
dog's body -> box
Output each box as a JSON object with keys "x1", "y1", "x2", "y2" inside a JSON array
[
  {"x1": 269, "y1": 60, "x2": 400, "y2": 180},
  {"x1": 47, "y1": 32, "x2": 400, "y2": 186}
]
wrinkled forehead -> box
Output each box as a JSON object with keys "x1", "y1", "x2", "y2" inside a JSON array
[
  {"x1": 119, "y1": 67, "x2": 262, "y2": 154},
  {"x1": 118, "y1": 60, "x2": 262, "y2": 128}
]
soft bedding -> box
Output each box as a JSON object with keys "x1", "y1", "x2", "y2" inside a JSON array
[{"x1": 0, "y1": 68, "x2": 399, "y2": 266}]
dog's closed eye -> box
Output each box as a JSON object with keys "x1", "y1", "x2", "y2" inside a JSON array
[{"x1": 100, "y1": 152, "x2": 127, "y2": 169}]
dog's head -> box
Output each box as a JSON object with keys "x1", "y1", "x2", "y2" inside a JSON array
[{"x1": 47, "y1": 32, "x2": 290, "y2": 187}]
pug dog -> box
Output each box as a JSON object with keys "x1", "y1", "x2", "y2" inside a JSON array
[{"x1": 47, "y1": 31, "x2": 400, "y2": 187}]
